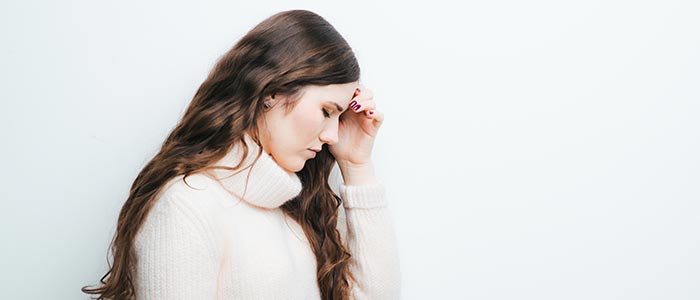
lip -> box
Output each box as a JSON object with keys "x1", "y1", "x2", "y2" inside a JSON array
[{"x1": 307, "y1": 149, "x2": 318, "y2": 158}]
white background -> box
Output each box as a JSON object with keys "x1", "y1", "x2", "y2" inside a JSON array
[{"x1": 1, "y1": 0, "x2": 698, "y2": 299}]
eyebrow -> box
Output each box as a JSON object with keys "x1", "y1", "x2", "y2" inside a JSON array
[{"x1": 324, "y1": 101, "x2": 346, "y2": 113}]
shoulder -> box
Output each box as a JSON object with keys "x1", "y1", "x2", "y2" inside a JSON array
[
  {"x1": 145, "y1": 173, "x2": 217, "y2": 222},
  {"x1": 161, "y1": 172, "x2": 215, "y2": 198},
  {"x1": 158, "y1": 172, "x2": 236, "y2": 210},
  {"x1": 137, "y1": 173, "x2": 230, "y2": 248},
  {"x1": 140, "y1": 173, "x2": 236, "y2": 235}
]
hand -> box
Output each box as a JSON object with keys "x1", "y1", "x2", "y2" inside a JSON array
[{"x1": 328, "y1": 85, "x2": 385, "y2": 167}]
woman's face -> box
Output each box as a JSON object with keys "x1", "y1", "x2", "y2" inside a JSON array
[{"x1": 257, "y1": 82, "x2": 359, "y2": 172}]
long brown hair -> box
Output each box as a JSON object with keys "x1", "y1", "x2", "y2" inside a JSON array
[{"x1": 82, "y1": 9, "x2": 360, "y2": 299}]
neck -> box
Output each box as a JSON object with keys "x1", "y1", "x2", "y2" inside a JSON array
[{"x1": 204, "y1": 133, "x2": 303, "y2": 209}]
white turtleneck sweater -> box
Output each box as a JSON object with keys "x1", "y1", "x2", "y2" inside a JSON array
[{"x1": 133, "y1": 134, "x2": 401, "y2": 299}]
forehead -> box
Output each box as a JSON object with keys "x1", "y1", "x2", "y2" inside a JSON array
[{"x1": 299, "y1": 83, "x2": 357, "y2": 104}]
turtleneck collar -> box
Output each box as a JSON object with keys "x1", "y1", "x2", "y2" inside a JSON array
[{"x1": 205, "y1": 133, "x2": 303, "y2": 209}]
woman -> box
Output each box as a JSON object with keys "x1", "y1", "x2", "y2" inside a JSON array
[{"x1": 82, "y1": 9, "x2": 401, "y2": 300}]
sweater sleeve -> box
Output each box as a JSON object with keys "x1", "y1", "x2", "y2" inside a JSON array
[
  {"x1": 133, "y1": 192, "x2": 220, "y2": 299},
  {"x1": 338, "y1": 182, "x2": 402, "y2": 300}
]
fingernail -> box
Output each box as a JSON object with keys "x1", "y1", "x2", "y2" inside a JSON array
[
  {"x1": 354, "y1": 104, "x2": 361, "y2": 111},
  {"x1": 369, "y1": 111, "x2": 374, "y2": 115},
  {"x1": 349, "y1": 100, "x2": 357, "y2": 107}
]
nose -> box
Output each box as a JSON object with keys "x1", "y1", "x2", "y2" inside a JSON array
[{"x1": 318, "y1": 122, "x2": 339, "y2": 145}]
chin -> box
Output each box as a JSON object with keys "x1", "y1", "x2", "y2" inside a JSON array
[
  {"x1": 269, "y1": 153, "x2": 302, "y2": 173},
  {"x1": 279, "y1": 159, "x2": 305, "y2": 173}
]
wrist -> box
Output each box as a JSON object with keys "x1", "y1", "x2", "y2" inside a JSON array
[{"x1": 337, "y1": 161, "x2": 378, "y2": 186}]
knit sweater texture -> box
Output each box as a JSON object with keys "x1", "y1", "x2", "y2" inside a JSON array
[{"x1": 133, "y1": 133, "x2": 401, "y2": 299}]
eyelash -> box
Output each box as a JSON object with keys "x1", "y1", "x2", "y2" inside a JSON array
[{"x1": 322, "y1": 109, "x2": 331, "y2": 118}]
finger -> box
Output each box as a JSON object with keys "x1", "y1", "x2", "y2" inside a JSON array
[
  {"x1": 349, "y1": 99, "x2": 376, "y2": 114},
  {"x1": 353, "y1": 86, "x2": 374, "y2": 101},
  {"x1": 352, "y1": 87, "x2": 361, "y2": 98},
  {"x1": 370, "y1": 110, "x2": 384, "y2": 124}
]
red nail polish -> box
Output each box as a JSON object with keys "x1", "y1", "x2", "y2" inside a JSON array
[
  {"x1": 369, "y1": 111, "x2": 374, "y2": 115},
  {"x1": 354, "y1": 104, "x2": 361, "y2": 110}
]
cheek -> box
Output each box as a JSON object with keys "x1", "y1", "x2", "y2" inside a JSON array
[{"x1": 289, "y1": 109, "x2": 322, "y2": 141}]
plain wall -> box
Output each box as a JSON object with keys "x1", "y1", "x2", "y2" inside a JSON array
[{"x1": 1, "y1": 0, "x2": 698, "y2": 299}]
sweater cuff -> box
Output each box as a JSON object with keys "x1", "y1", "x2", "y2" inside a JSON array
[{"x1": 339, "y1": 182, "x2": 387, "y2": 209}]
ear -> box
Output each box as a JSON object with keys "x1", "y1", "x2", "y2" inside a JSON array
[{"x1": 264, "y1": 93, "x2": 281, "y2": 109}]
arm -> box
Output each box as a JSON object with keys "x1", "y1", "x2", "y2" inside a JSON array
[
  {"x1": 133, "y1": 192, "x2": 220, "y2": 299},
  {"x1": 337, "y1": 162, "x2": 402, "y2": 300}
]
